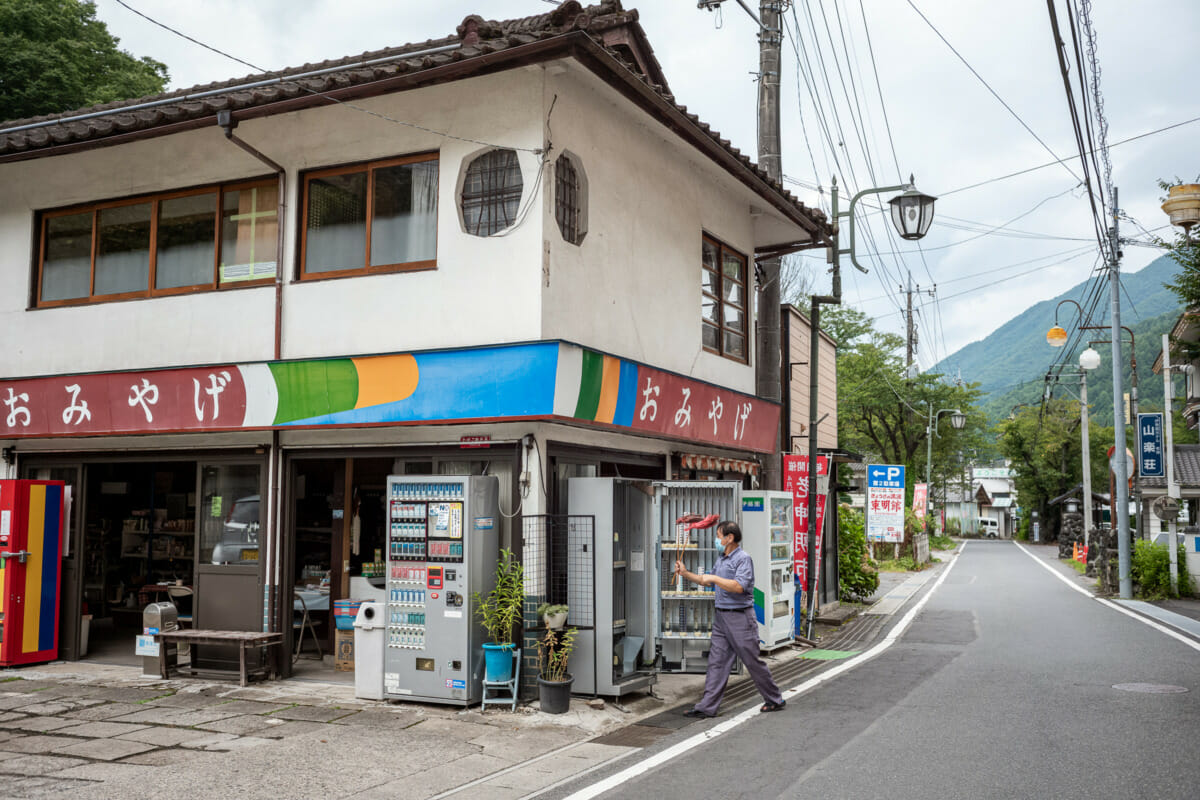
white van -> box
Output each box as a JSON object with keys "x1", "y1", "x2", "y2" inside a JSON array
[{"x1": 977, "y1": 517, "x2": 999, "y2": 538}]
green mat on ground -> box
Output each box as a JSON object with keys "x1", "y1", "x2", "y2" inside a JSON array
[{"x1": 799, "y1": 649, "x2": 860, "y2": 660}]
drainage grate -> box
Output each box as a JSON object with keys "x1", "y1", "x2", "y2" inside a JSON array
[
  {"x1": 592, "y1": 724, "x2": 673, "y2": 747},
  {"x1": 1112, "y1": 683, "x2": 1189, "y2": 694}
]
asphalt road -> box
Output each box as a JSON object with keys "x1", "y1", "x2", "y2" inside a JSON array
[{"x1": 549, "y1": 541, "x2": 1200, "y2": 800}]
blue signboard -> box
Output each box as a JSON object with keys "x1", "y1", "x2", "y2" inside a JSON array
[
  {"x1": 866, "y1": 464, "x2": 906, "y2": 489},
  {"x1": 1137, "y1": 413, "x2": 1165, "y2": 478}
]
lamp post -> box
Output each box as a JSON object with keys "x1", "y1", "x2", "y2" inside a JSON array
[
  {"x1": 801, "y1": 176, "x2": 936, "y2": 637},
  {"x1": 925, "y1": 408, "x2": 966, "y2": 537},
  {"x1": 1082, "y1": 326, "x2": 1139, "y2": 542},
  {"x1": 1048, "y1": 301, "x2": 1098, "y2": 545}
]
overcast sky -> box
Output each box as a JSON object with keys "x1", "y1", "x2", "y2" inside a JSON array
[{"x1": 93, "y1": 0, "x2": 1200, "y2": 380}]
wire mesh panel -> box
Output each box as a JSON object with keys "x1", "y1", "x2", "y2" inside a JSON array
[{"x1": 521, "y1": 514, "x2": 594, "y2": 631}]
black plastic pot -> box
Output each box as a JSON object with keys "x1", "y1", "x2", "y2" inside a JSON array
[{"x1": 538, "y1": 674, "x2": 574, "y2": 714}]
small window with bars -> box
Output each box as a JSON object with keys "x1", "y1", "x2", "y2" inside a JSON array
[
  {"x1": 554, "y1": 152, "x2": 587, "y2": 245},
  {"x1": 460, "y1": 149, "x2": 523, "y2": 236}
]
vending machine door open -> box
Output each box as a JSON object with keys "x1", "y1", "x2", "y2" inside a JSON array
[
  {"x1": 566, "y1": 478, "x2": 656, "y2": 697},
  {"x1": 0, "y1": 480, "x2": 66, "y2": 667},
  {"x1": 382, "y1": 476, "x2": 498, "y2": 706}
]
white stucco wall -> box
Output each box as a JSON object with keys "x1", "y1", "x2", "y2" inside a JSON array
[
  {"x1": 1, "y1": 59, "x2": 811, "y2": 392},
  {"x1": 0, "y1": 69, "x2": 547, "y2": 377},
  {"x1": 537, "y1": 64, "x2": 782, "y2": 393}
]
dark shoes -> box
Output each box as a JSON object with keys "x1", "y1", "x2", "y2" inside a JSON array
[
  {"x1": 683, "y1": 708, "x2": 714, "y2": 719},
  {"x1": 760, "y1": 700, "x2": 786, "y2": 713}
]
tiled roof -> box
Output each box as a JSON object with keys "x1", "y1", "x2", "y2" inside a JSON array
[
  {"x1": 0, "y1": 1, "x2": 827, "y2": 236},
  {"x1": 1141, "y1": 444, "x2": 1200, "y2": 490}
]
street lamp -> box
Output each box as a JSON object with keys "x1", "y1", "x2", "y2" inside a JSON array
[
  {"x1": 924, "y1": 407, "x2": 966, "y2": 537},
  {"x1": 799, "y1": 175, "x2": 937, "y2": 638}
]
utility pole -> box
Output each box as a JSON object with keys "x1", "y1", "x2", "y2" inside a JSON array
[
  {"x1": 1109, "y1": 187, "x2": 1132, "y2": 599},
  {"x1": 904, "y1": 272, "x2": 915, "y2": 370},
  {"x1": 755, "y1": 0, "x2": 785, "y2": 492}
]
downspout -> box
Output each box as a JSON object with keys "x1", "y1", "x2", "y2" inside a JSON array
[
  {"x1": 218, "y1": 109, "x2": 287, "y2": 636},
  {"x1": 216, "y1": 109, "x2": 285, "y2": 361}
]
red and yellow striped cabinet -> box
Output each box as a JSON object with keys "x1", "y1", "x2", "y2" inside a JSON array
[{"x1": 0, "y1": 480, "x2": 66, "y2": 666}]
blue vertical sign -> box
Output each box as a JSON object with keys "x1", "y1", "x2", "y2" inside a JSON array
[{"x1": 1137, "y1": 413, "x2": 1164, "y2": 478}]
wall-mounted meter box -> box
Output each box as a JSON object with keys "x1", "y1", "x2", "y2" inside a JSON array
[
  {"x1": 740, "y1": 492, "x2": 795, "y2": 651},
  {"x1": 382, "y1": 476, "x2": 498, "y2": 706}
]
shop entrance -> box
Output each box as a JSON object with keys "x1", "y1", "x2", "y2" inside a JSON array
[{"x1": 23, "y1": 455, "x2": 264, "y2": 667}]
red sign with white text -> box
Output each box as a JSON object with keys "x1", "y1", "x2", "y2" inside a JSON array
[
  {"x1": 783, "y1": 454, "x2": 829, "y2": 589},
  {"x1": 629, "y1": 366, "x2": 779, "y2": 454},
  {"x1": 1, "y1": 367, "x2": 247, "y2": 437}
]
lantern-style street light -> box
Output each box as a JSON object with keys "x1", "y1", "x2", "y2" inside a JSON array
[
  {"x1": 924, "y1": 407, "x2": 966, "y2": 537},
  {"x1": 799, "y1": 176, "x2": 937, "y2": 638}
]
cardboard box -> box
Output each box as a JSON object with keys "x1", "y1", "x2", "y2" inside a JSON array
[{"x1": 335, "y1": 629, "x2": 355, "y2": 672}]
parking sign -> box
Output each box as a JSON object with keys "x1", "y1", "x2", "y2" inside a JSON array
[{"x1": 866, "y1": 464, "x2": 906, "y2": 543}]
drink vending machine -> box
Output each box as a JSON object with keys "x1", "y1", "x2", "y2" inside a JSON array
[
  {"x1": 0, "y1": 480, "x2": 66, "y2": 667},
  {"x1": 383, "y1": 475, "x2": 498, "y2": 706},
  {"x1": 740, "y1": 492, "x2": 795, "y2": 651}
]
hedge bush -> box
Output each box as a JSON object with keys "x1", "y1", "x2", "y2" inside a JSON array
[
  {"x1": 1131, "y1": 540, "x2": 1194, "y2": 599},
  {"x1": 838, "y1": 505, "x2": 880, "y2": 601}
]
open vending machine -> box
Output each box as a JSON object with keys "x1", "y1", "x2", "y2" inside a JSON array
[
  {"x1": 0, "y1": 480, "x2": 66, "y2": 667},
  {"x1": 653, "y1": 481, "x2": 742, "y2": 674},
  {"x1": 740, "y1": 492, "x2": 795, "y2": 650},
  {"x1": 382, "y1": 475, "x2": 498, "y2": 705}
]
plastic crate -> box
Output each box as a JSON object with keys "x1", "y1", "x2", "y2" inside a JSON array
[{"x1": 333, "y1": 599, "x2": 363, "y2": 630}]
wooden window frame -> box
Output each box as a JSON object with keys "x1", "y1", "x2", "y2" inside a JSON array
[
  {"x1": 34, "y1": 177, "x2": 278, "y2": 309},
  {"x1": 701, "y1": 234, "x2": 750, "y2": 364},
  {"x1": 298, "y1": 152, "x2": 439, "y2": 281}
]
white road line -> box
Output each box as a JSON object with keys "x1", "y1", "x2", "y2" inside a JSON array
[
  {"x1": 559, "y1": 542, "x2": 968, "y2": 800},
  {"x1": 1014, "y1": 542, "x2": 1200, "y2": 654}
]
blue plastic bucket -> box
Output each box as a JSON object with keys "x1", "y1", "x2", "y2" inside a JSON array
[{"x1": 482, "y1": 642, "x2": 514, "y2": 682}]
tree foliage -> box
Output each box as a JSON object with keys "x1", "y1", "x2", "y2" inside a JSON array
[
  {"x1": 832, "y1": 304, "x2": 988, "y2": 495},
  {"x1": 0, "y1": 0, "x2": 168, "y2": 122},
  {"x1": 997, "y1": 400, "x2": 1111, "y2": 540}
]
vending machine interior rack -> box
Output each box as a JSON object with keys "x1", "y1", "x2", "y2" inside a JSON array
[{"x1": 653, "y1": 481, "x2": 742, "y2": 674}]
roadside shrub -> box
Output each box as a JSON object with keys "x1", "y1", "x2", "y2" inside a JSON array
[
  {"x1": 1131, "y1": 540, "x2": 1195, "y2": 599},
  {"x1": 838, "y1": 505, "x2": 879, "y2": 601},
  {"x1": 944, "y1": 518, "x2": 961, "y2": 536}
]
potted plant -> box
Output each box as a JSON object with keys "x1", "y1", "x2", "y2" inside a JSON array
[
  {"x1": 537, "y1": 626, "x2": 576, "y2": 714},
  {"x1": 473, "y1": 548, "x2": 524, "y2": 683},
  {"x1": 536, "y1": 602, "x2": 569, "y2": 630}
]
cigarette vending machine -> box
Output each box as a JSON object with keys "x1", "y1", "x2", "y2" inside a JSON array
[
  {"x1": 0, "y1": 480, "x2": 66, "y2": 667},
  {"x1": 383, "y1": 475, "x2": 498, "y2": 706},
  {"x1": 740, "y1": 492, "x2": 795, "y2": 651}
]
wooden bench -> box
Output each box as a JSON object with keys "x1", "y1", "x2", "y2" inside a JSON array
[{"x1": 153, "y1": 629, "x2": 284, "y2": 687}]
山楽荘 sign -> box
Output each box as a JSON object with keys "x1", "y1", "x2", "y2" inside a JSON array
[
  {"x1": 1137, "y1": 413, "x2": 1164, "y2": 478},
  {"x1": 867, "y1": 464, "x2": 905, "y2": 543}
]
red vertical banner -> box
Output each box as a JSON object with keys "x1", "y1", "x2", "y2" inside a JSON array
[
  {"x1": 913, "y1": 483, "x2": 928, "y2": 518},
  {"x1": 782, "y1": 454, "x2": 829, "y2": 589}
]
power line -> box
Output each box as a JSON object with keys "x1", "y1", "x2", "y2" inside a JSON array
[{"x1": 906, "y1": 0, "x2": 1082, "y2": 186}]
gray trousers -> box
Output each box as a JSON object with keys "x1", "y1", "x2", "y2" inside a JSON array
[{"x1": 693, "y1": 606, "x2": 783, "y2": 716}]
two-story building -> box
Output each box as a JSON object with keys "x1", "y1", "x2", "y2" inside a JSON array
[{"x1": 0, "y1": 2, "x2": 834, "y2": 674}]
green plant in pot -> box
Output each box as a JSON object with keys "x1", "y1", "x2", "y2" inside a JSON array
[
  {"x1": 473, "y1": 548, "x2": 524, "y2": 683},
  {"x1": 537, "y1": 626, "x2": 576, "y2": 714},
  {"x1": 536, "y1": 602, "x2": 569, "y2": 630}
]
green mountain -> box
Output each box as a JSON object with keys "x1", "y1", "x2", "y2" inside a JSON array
[{"x1": 932, "y1": 254, "x2": 1183, "y2": 426}]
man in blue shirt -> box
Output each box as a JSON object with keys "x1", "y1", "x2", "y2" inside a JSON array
[{"x1": 675, "y1": 520, "x2": 785, "y2": 718}]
